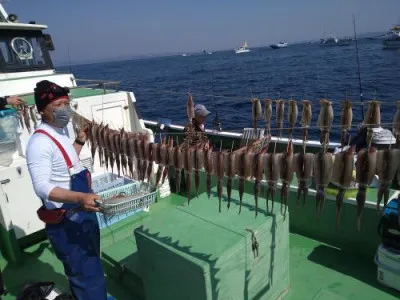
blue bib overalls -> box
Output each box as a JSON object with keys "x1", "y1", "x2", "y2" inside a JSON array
[{"x1": 35, "y1": 129, "x2": 107, "y2": 300}]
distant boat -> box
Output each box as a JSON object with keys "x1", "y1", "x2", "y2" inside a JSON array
[
  {"x1": 234, "y1": 41, "x2": 250, "y2": 54},
  {"x1": 181, "y1": 53, "x2": 188, "y2": 57},
  {"x1": 320, "y1": 36, "x2": 351, "y2": 46},
  {"x1": 203, "y1": 49, "x2": 212, "y2": 55},
  {"x1": 337, "y1": 38, "x2": 352, "y2": 46},
  {"x1": 270, "y1": 41, "x2": 288, "y2": 49},
  {"x1": 383, "y1": 25, "x2": 400, "y2": 49}
]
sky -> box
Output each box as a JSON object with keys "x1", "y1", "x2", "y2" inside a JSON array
[{"x1": 2, "y1": 0, "x2": 399, "y2": 65}]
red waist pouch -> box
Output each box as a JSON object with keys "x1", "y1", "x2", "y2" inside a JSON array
[{"x1": 37, "y1": 206, "x2": 67, "y2": 224}]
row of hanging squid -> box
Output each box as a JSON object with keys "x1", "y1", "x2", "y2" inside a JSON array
[
  {"x1": 250, "y1": 97, "x2": 400, "y2": 230},
  {"x1": 69, "y1": 96, "x2": 400, "y2": 232},
  {"x1": 251, "y1": 97, "x2": 400, "y2": 147},
  {"x1": 13, "y1": 104, "x2": 38, "y2": 134}
]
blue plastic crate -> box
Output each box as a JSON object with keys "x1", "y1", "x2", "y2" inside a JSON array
[
  {"x1": 96, "y1": 181, "x2": 156, "y2": 229},
  {"x1": 96, "y1": 208, "x2": 141, "y2": 229},
  {"x1": 91, "y1": 172, "x2": 133, "y2": 193},
  {"x1": 97, "y1": 182, "x2": 141, "y2": 200}
]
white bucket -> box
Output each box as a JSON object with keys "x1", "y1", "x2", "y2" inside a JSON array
[{"x1": 375, "y1": 244, "x2": 400, "y2": 292}]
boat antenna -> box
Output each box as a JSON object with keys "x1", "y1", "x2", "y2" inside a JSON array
[
  {"x1": 67, "y1": 44, "x2": 72, "y2": 74},
  {"x1": 352, "y1": 13, "x2": 364, "y2": 120}
]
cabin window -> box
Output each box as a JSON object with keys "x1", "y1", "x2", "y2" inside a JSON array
[
  {"x1": 0, "y1": 42, "x2": 11, "y2": 63},
  {"x1": 0, "y1": 35, "x2": 53, "y2": 72}
]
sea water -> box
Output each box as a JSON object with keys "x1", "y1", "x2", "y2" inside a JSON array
[{"x1": 58, "y1": 38, "x2": 400, "y2": 143}]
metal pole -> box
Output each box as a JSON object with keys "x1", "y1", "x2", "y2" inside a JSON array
[{"x1": 353, "y1": 13, "x2": 364, "y2": 120}]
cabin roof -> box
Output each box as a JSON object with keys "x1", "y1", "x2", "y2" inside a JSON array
[{"x1": 0, "y1": 22, "x2": 47, "y2": 31}]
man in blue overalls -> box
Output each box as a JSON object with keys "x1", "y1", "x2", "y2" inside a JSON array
[{"x1": 26, "y1": 80, "x2": 108, "y2": 299}]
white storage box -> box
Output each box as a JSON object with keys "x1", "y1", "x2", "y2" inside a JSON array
[{"x1": 375, "y1": 244, "x2": 400, "y2": 291}]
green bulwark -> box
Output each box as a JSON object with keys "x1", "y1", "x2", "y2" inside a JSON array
[
  {"x1": 135, "y1": 188, "x2": 290, "y2": 300},
  {"x1": 20, "y1": 87, "x2": 116, "y2": 106}
]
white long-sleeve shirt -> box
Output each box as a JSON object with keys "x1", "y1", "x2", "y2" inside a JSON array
[{"x1": 26, "y1": 122, "x2": 81, "y2": 209}]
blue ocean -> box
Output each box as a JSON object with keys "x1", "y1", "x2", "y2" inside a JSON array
[{"x1": 58, "y1": 39, "x2": 400, "y2": 142}]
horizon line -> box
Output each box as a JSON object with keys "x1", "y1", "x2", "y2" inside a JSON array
[{"x1": 54, "y1": 30, "x2": 385, "y2": 68}]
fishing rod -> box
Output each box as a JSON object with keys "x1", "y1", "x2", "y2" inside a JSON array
[
  {"x1": 210, "y1": 72, "x2": 222, "y2": 131},
  {"x1": 352, "y1": 13, "x2": 364, "y2": 120}
]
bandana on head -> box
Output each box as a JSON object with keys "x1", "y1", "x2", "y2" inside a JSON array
[{"x1": 34, "y1": 80, "x2": 70, "y2": 111}]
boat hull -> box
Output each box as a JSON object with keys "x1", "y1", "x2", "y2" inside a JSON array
[
  {"x1": 235, "y1": 49, "x2": 250, "y2": 54},
  {"x1": 320, "y1": 42, "x2": 350, "y2": 47},
  {"x1": 383, "y1": 39, "x2": 400, "y2": 49},
  {"x1": 270, "y1": 43, "x2": 288, "y2": 49},
  {"x1": 320, "y1": 38, "x2": 351, "y2": 47}
]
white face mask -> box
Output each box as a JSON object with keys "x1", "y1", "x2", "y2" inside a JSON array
[{"x1": 52, "y1": 106, "x2": 72, "y2": 128}]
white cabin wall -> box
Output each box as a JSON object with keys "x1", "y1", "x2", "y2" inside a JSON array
[
  {"x1": 0, "y1": 73, "x2": 77, "y2": 97},
  {"x1": 0, "y1": 70, "x2": 55, "y2": 81},
  {"x1": 70, "y1": 91, "x2": 153, "y2": 176},
  {"x1": 0, "y1": 159, "x2": 45, "y2": 238}
]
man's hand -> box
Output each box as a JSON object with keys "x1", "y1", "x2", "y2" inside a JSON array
[
  {"x1": 77, "y1": 193, "x2": 102, "y2": 212},
  {"x1": 203, "y1": 143, "x2": 210, "y2": 151},
  {"x1": 6, "y1": 96, "x2": 25, "y2": 108},
  {"x1": 76, "y1": 124, "x2": 89, "y2": 143}
]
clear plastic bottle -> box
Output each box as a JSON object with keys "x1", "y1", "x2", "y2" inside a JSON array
[
  {"x1": 0, "y1": 109, "x2": 18, "y2": 141},
  {"x1": 0, "y1": 109, "x2": 18, "y2": 166}
]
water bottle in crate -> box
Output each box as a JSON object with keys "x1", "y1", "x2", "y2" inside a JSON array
[{"x1": 95, "y1": 181, "x2": 156, "y2": 229}]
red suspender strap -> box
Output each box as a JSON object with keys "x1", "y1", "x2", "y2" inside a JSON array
[{"x1": 34, "y1": 129, "x2": 73, "y2": 169}]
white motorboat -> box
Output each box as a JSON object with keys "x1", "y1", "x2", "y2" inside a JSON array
[
  {"x1": 234, "y1": 41, "x2": 250, "y2": 53},
  {"x1": 383, "y1": 25, "x2": 400, "y2": 49},
  {"x1": 270, "y1": 41, "x2": 288, "y2": 49},
  {"x1": 320, "y1": 36, "x2": 338, "y2": 45},
  {"x1": 320, "y1": 36, "x2": 351, "y2": 46}
]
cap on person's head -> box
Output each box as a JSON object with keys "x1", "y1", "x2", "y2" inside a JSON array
[
  {"x1": 194, "y1": 104, "x2": 211, "y2": 117},
  {"x1": 34, "y1": 80, "x2": 70, "y2": 111}
]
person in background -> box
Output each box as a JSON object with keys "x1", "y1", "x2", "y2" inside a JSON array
[
  {"x1": 0, "y1": 95, "x2": 25, "y2": 110},
  {"x1": 183, "y1": 104, "x2": 211, "y2": 150},
  {"x1": 26, "y1": 80, "x2": 109, "y2": 300}
]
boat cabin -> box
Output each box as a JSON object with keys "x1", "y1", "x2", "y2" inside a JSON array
[{"x1": 0, "y1": 6, "x2": 54, "y2": 77}]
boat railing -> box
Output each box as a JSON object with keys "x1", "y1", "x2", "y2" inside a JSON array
[
  {"x1": 142, "y1": 119, "x2": 340, "y2": 149},
  {"x1": 74, "y1": 78, "x2": 121, "y2": 91}
]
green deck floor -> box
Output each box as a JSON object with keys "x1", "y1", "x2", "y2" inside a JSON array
[
  {"x1": 1, "y1": 231, "x2": 398, "y2": 299},
  {"x1": 0, "y1": 194, "x2": 399, "y2": 299}
]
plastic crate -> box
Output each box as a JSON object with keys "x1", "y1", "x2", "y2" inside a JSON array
[
  {"x1": 91, "y1": 172, "x2": 133, "y2": 193},
  {"x1": 96, "y1": 182, "x2": 156, "y2": 229},
  {"x1": 96, "y1": 208, "x2": 140, "y2": 229}
]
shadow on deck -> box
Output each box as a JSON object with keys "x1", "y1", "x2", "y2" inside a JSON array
[{"x1": 307, "y1": 244, "x2": 400, "y2": 299}]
